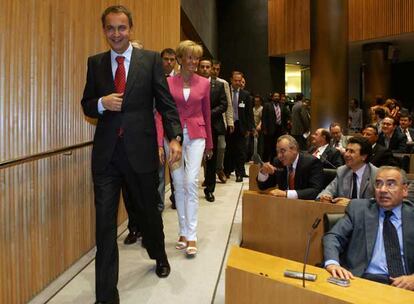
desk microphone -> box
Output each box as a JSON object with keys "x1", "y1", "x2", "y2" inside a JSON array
[
  {"x1": 319, "y1": 154, "x2": 337, "y2": 169},
  {"x1": 283, "y1": 217, "x2": 320, "y2": 285},
  {"x1": 302, "y1": 217, "x2": 321, "y2": 287}
]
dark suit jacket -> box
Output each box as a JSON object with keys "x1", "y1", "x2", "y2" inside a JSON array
[
  {"x1": 323, "y1": 199, "x2": 414, "y2": 277},
  {"x1": 309, "y1": 145, "x2": 344, "y2": 169},
  {"x1": 233, "y1": 88, "x2": 255, "y2": 134},
  {"x1": 261, "y1": 102, "x2": 290, "y2": 136},
  {"x1": 370, "y1": 143, "x2": 398, "y2": 167},
  {"x1": 257, "y1": 152, "x2": 324, "y2": 200},
  {"x1": 378, "y1": 128, "x2": 407, "y2": 153},
  {"x1": 210, "y1": 79, "x2": 227, "y2": 135},
  {"x1": 81, "y1": 48, "x2": 182, "y2": 174}
]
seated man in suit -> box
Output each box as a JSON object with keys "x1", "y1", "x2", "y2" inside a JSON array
[
  {"x1": 257, "y1": 134, "x2": 324, "y2": 200},
  {"x1": 362, "y1": 125, "x2": 398, "y2": 167},
  {"x1": 323, "y1": 166, "x2": 414, "y2": 289},
  {"x1": 310, "y1": 128, "x2": 344, "y2": 169},
  {"x1": 399, "y1": 112, "x2": 414, "y2": 153},
  {"x1": 330, "y1": 122, "x2": 349, "y2": 155},
  {"x1": 378, "y1": 116, "x2": 407, "y2": 153},
  {"x1": 317, "y1": 136, "x2": 378, "y2": 205}
]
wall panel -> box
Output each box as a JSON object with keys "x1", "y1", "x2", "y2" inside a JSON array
[
  {"x1": 0, "y1": 0, "x2": 180, "y2": 303},
  {"x1": 269, "y1": 0, "x2": 414, "y2": 56}
]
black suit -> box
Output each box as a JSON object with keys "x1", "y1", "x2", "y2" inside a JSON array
[
  {"x1": 310, "y1": 145, "x2": 344, "y2": 169},
  {"x1": 204, "y1": 79, "x2": 227, "y2": 193},
  {"x1": 257, "y1": 152, "x2": 324, "y2": 200},
  {"x1": 261, "y1": 102, "x2": 290, "y2": 161},
  {"x1": 81, "y1": 47, "x2": 182, "y2": 301},
  {"x1": 370, "y1": 143, "x2": 398, "y2": 167},
  {"x1": 224, "y1": 88, "x2": 255, "y2": 178},
  {"x1": 378, "y1": 128, "x2": 407, "y2": 153}
]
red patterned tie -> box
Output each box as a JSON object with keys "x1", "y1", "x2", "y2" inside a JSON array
[{"x1": 114, "y1": 56, "x2": 126, "y2": 93}]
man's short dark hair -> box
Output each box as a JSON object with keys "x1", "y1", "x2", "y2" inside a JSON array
[
  {"x1": 199, "y1": 57, "x2": 212, "y2": 64},
  {"x1": 384, "y1": 115, "x2": 397, "y2": 126},
  {"x1": 348, "y1": 135, "x2": 372, "y2": 162},
  {"x1": 161, "y1": 48, "x2": 176, "y2": 57},
  {"x1": 320, "y1": 129, "x2": 331, "y2": 143},
  {"x1": 374, "y1": 108, "x2": 386, "y2": 119},
  {"x1": 212, "y1": 59, "x2": 221, "y2": 66},
  {"x1": 329, "y1": 122, "x2": 342, "y2": 131},
  {"x1": 364, "y1": 124, "x2": 379, "y2": 135},
  {"x1": 101, "y1": 5, "x2": 133, "y2": 28},
  {"x1": 400, "y1": 112, "x2": 413, "y2": 121}
]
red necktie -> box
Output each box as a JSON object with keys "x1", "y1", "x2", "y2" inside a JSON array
[
  {"x1": 288, "y1": 166, "x2": 295, "y2": 190},
  {"x1": 114, "y1": 56, "x2": 126, "y2": 93}
]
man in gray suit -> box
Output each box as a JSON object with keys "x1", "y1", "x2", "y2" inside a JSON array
[
  {"x1": 323, "y1": 166, "x2": 414, "y2": 290},
  {"x1": 317, "y1": 136, "x2": 377, "y2": 205}
]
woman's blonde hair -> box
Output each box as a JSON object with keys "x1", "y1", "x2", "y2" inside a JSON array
[{"x1": 175, "y1": 40, "x2": 203, "y2": 60}]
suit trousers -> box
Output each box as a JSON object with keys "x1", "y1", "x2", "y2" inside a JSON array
[
  {"x1": 215, "y1": 135, "x2": 226, "y2": 172},
  {"x1": 93, "y1": 138, "x2": 166, "y2": 301},
  {"x1": 224, "y1": 121, "x2": 248, "y2": 177},
  {"x1": 165, "y1": 129, "x2": 205, "y2": 241},
  {"x1": 121, "y1": 185, "x2": 140, "y2": 233},
  {"x1": 204, "y1": 131, "x2": 219, "y2": 193}
]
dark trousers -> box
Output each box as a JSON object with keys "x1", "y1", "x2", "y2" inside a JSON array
[
  {"x1": 293, "y1": 134, "x2": 308, "y2": 151},
  {"x1": 204, "y1": 131, "x2": 219, "y2": 193},
  {"x1": 224, "y1": 121, "x2": 247, "y2": 177},
  {"x1": 93, "y1": 139, "x2": 166, "y2": 302},
  {"x1": 121, "y1": 184, "x2": 140, "y2": 234},
  {"x1": 263, "y1": 133, "x2": 278, "y2": 162}
]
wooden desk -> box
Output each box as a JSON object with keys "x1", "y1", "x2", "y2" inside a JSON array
[
  {"x1": 226, "y1": 247, "x2": 414, "y2": 304},
  {"x1": 242, "y1": 191, "x2": 346, "y2": 265},
  {"x1": 248, "y1": 163, "x2": 259, "y2": 191}
]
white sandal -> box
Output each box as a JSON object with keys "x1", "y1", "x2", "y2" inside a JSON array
[
  {"x1": 186, "y1": 246, "x2": 197, "y2": 257},
  {"x1": 175, "y1": 237, "x2": 187, "y2": 250}
]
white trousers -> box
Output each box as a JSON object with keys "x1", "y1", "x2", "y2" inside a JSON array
[{"x1": 165, "y1": 129, "x2": 205, "y2": 241}]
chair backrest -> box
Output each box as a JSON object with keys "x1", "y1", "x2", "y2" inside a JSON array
[
  {"x1": 393, "y1": 153, "x2": 410, "y2": 172},
  {"x1": 322, "y1": 168, "x2": 337, "y2": 188},
  {"x1": 323, "y1": 212, "x2": 345, "y2": 233}
]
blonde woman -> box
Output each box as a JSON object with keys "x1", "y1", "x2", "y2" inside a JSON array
[{"x1": 158, "y1": 40, "x2": 212, "y2": 256}]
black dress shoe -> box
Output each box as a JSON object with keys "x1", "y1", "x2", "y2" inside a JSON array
[
  {"x1": 236, "y1": 176, "x2": 243, "y2": 182},
  {"x1": 123, "y1": 231, "x2": 142, "y2": 245},
  {"x1": 243, "y1": 173, "x2": 249, "y2": 178},
  {"x1": 204, "y1": 191, "x2": 215, "y2": 202},
  {"x1": 155, "y1": 258, "x2": 171, "y2": 278}
]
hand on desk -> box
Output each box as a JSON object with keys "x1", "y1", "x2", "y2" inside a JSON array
[
  {"x1": 268, "y1": 189, "x2": 287, "y2": 197},
  {"x1": 391, "y1": 275, "x2": 414, "y2": 291},
  {"x1": 331, "y1": 197, "x2": 350, "y2": 206},
  {"x1": 319, "y1": 194, "x2": 333, "y2": 203},
  {"x1": 326, "y1": 264, "x2": 354, "y2": 280}
]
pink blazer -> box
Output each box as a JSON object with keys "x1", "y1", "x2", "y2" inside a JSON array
[{"x1": 157, "y1": 74, "x2": 213, "y2": 149}]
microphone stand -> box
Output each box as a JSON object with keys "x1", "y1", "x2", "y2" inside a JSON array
[{"x1": 302, "y1": 217, "x2": 321, "y2": 288}]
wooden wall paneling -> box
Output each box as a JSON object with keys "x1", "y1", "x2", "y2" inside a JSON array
[
  {"x1": 1, "y1": 1, "x2": 180, "y2": 303},
  {"x1": 269, "y1": 0, "x2": 414, "y2": 56}
]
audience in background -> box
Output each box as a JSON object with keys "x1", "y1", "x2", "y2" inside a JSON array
[
  {"x1": 378, "y1": 116, "x2": 407, "y2": 153},
  {"x1": 309, "y1": 128, "x2": 344, "y2": 169}
]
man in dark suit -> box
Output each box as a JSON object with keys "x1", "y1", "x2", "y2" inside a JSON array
[
  {"x1": 309, "y1": 128, "x2": 344, "y2": 169},
  {"x1": 290, "y1": 94, "x2": 311, "y2": 151},
  {"x1": 198, "y1": 58, "x2": 227, "y2": 202},
  {"x1": 323, "y1": 166, "x2": 414, "y2": 289},
  {"x1": 399, "y1": 112, "x2": 414, "y2": 153},
  {"x1": 224, "y1": 71, "x2": 255, "y2": 182},
  {"x1": 362, "y1": 125, "x2": 398, "y2": 167},
  {"x1": 257, "y1": 135, "x2": 324, "y2": 200},
  {"x1": 261, "y1": 92, "x2": 290, "y2": 162},
  {"x1": 81, "y1": 6, "x2": 182, "y2": 304},
  {"x1": 378, "y1": 116, "x2": 407, "y2": 153}
]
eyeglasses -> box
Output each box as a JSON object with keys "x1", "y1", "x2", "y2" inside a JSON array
[{"x1": 374, "y1": 180, "x2": 400, "y2": 190}]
